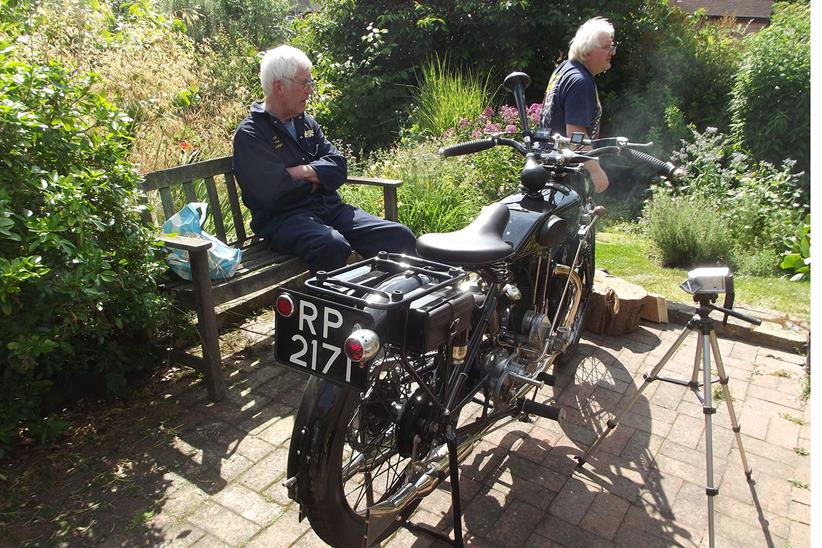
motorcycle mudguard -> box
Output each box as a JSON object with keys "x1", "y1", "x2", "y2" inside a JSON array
[{"x1": 285, "y1": 376, "x2": 354, "y2": 506}]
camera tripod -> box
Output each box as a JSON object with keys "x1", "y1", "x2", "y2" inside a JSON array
[{"x1": 575, "y1": 293, "x2": 761, "y2": 548}]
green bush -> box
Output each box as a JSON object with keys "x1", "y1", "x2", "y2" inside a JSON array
[
  {"x1": 0, "y1": 38, "x2": 171, "y2": 454},
  {"x1": 643, "y1": 194, "x2": 733, "y2": 267},
  {"x1": 645, "y1": 127, "x2": 806, "y2": 274},
  {"x1": 730, "y1": 1, "x2": 810, "y2": 182}
]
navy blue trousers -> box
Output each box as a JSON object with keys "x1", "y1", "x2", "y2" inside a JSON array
[{"x1": 270, "y1": 203, "x2": 417, "y2": 273}]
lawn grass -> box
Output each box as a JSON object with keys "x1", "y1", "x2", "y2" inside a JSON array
[{"x1": 596, "y1": 230, "x2": 810, "y2": 321}]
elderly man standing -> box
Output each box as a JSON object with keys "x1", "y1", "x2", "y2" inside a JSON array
[
  {"x1": 232, "y1": 45, "x2": 416, "y2": 273},
  {"x1": 539, "y1": 17, "x2": 616, "y2": 192}
]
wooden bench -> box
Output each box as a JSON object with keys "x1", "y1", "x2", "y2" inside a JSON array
[{"x1": 141, "y1": 155, "x2": 402, "y2": 401}]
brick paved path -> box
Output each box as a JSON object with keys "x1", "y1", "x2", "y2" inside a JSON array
[{"x1": 129, "y1": 316, "x2": 810, "y2": 547}]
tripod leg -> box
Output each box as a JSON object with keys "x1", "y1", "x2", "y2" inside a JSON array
[
  {"x1": 689, "y1": 332, "x2": 704, "y2": 387},
  {"x1": 575, "y1": 325, "x2": 692, "y2": 467},
  {"x1": 708, "y1": 331, "x2": 753, "y2": 480},
  {"x1": 700, "y1": 332, "x2": 718, "y2": 548}
]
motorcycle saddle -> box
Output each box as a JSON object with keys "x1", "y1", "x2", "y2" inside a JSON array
[{"x1": 416, "y1": 202, "x2": 513, "y2": 265}]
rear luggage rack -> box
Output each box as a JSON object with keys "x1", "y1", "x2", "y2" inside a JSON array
[{"x1": 305, "y1": 251, "x2": 467, "y2": 310}]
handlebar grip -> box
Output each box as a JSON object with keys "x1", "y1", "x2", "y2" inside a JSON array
[
  {"x1": 439, "y1": 139, "x2": 496, "y2": 157},
  {"x1": 621, "y1": 148, "x2": 681, "y2": 179}
]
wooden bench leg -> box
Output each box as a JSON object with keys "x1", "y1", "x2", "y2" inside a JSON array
[{"x1": 189, "y1": 248, "x2": 226, "y2": 401}]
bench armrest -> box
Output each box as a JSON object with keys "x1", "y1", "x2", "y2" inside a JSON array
[
  {"x1": 347, "y1": 176, "x2": 403, "y2": 222},
  {"x1": 159, "y1": 234, "x2": 213, "y2": 252}
]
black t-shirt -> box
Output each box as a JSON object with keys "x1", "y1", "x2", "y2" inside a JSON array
[{"x1": 539, "y1": 60, "x2": 602, "y2": 139}]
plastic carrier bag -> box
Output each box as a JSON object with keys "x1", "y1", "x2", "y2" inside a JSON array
[{"x1": 162, "y1": 202, "x2": 242, "y2": 281}]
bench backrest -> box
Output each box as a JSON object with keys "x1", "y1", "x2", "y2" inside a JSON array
[{"x1": 141, "y1": 156, "x2": 248, "y2": 246}]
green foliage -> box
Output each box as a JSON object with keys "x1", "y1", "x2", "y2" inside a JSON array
[
  {"x1": 645, "y1": 128, "x2": 806, "y2": 274},
  {"x1": 0, "y1": 37, "x2": 171, "y2": 455},
  {"x1": 609, "y1": 3, "x2": 743, "y2": 155},
  {"x1": 643, "y1": 194, "x2": 733, "y2": 267},
  {"x1": 343, "y1": 141, "x2": 485, "y2": 236},
  {"x1": 291, "y1": 0, "x2": 743, "y2": 157},
  {"x1": 159, "y1": 0, "x2": 291, "y2": 48},
  {"x1": 779, "y1": 214, "x2": 810, "y2": 281},
  {"x1": 730, "y1": 1, "x2": 810, "y2": 182},
  {"x1": 408, "y1": 55, "x2": 492, "y2": 139},
  {"x1": 291, "y1": 0, "x2": 656, "y2": 151}
]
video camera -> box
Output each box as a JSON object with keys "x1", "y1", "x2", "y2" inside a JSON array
[{"x1": 680, "y1": 267, "x2": 736, "y2": 324}]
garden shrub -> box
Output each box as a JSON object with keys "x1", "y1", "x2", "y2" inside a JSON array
[
  {"x1": 729, "y1": 1, "x2": 810, "y2": 184},
  {"x1": 644, "y1": 128, "x2": 806, "y2": 274},
  {"x1": 643, "y1": 194, "x2": 733, "y2": 268},
  {"x1": 0, "y1": 38, "x2": 171, "y2": 455}
]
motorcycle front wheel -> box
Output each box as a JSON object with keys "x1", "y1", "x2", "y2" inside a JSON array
[
  {"x1": 287, "y1": 347, "x2": 448, "y2": 546},
  {"x1": 553, "y1": 231, "x2": 595, "y2": 366}
]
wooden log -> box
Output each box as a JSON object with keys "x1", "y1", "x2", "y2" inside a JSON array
[
  {"x1": 641, "y1": 293, "x2": 669, "y2": 323},
  {"x1": 585, "y1": 271, "x2": 648, "y2": 335}
]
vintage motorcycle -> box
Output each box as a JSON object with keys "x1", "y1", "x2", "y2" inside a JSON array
[{"x1": 273, "y1": 72, "x2": 680, "y2": 546}]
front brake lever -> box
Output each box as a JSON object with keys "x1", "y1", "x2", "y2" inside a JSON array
[{"x1": 561, "y1": 149, "x2": 596, "y2": 163}]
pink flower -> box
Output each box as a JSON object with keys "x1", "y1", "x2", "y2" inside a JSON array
[
  {"x1": 484, "y1": 122, "x2": 501, "y2": 134},
  {"x1": 499, "y1": 105, "x2": 518, "y2": 124},
  {"x1": 505, "y1": 124, "x2": 517, "y2": 134},
  {"x1": 180, "y1": 140, "x2": 191, "y2": 151},
  {"x1": 459, "y1": 117, "x2": 470, "y2": 128},
  {"x1": 482, "y1": 106, "x2": 494, "y2": 117},
  {"x1": 471, "y1": 128, "x2": 482, "y2": 139}
]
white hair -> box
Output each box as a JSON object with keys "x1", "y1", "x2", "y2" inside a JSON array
[
  {"x1": 259, "y1": 45, "x2": 313, "y2": 98},
  {"x1": 568, "y1": 17, "x2": 614, "y2": 62}
]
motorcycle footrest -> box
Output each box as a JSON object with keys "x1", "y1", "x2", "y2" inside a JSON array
[
  {"x1": 522, "y1": 400, "x2": 565, "y2": 422},
  {"x1": 536, "y1": 372, "x2": 556, "y2": 386}
]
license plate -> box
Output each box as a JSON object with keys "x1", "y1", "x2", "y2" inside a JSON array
[{"x1": 274, "y1": 290, "x2": 374, "y2": 391}]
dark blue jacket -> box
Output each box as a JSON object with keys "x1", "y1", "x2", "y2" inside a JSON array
[{"x1": 232, "y1": 101, "x2": 347, "y2": 239}]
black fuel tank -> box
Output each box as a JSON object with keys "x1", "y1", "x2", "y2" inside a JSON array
[{"x1": 499, "y1": 187, "x2": 581, "y2": 254}]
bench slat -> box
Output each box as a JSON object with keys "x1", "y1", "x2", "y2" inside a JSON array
[
  {"x1": 159, "y1": 187, "x2": 175, "y2": 221},
  {"x1": 224, "y1": 171, "x2": 247, "y2": 245},
  {"x1": 182, "y1": 181, "x2": 197, "y2": 204},
  {"x1": 205, "y1": 176, "x2": 227, "y2": 242}
]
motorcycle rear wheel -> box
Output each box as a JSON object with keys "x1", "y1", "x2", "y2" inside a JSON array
[{"x1": 289, "y1": 348, "x2": 446, "y2": 546}]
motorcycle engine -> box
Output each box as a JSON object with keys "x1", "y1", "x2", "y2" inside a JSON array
[{"x1": 480, "y1": 347, "x2": 527, "y2": 406}]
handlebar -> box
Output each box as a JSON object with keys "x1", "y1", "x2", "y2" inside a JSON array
[{"x1": 440, "y1": 134, "x2": 682, "y2": 180}]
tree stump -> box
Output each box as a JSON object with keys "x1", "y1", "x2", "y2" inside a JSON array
[{"x1": 584, "y1": 271, "x2": 648, "y2": 335}]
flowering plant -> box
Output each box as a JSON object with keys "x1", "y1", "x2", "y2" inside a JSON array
[{"x1": 443, "y1": 102, "x2": 542, "y2": 141}]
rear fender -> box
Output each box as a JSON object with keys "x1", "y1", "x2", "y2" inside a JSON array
[{"x1": 286, "y1": 377, "x2": 354, "y2": 505}]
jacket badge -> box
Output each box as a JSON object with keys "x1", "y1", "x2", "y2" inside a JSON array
[
  {"x1": 271, "y1": 135, "x2": 284, "y2": 149},
  {"x1": 304, "y1": 129, "x2": 315, "y2": 138}
]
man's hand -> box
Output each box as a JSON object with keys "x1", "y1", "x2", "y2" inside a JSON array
[
  {"x1": 286, "y1": 164, "x2": 319, "y2": 184},
  {"x1": 584, "y1": 160, "x2": 609, "y2": 193}
]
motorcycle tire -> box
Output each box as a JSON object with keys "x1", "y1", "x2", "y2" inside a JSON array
[{"x1": 287, "y1": 349, "x2": 445, "y2": 547}]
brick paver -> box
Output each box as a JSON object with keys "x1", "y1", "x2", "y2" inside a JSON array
[{"x1": 128, "y1": 318, "x2": 810, "y2": 547}]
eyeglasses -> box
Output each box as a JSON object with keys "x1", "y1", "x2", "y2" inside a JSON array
[
  {"x1": 284, "y1": 76, "x2": 316, "y2": 90},
  {"x1": 599, "y1": 42, "x2": 617, "y2": 54}
]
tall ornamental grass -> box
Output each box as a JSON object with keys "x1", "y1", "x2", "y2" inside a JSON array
[{"x1": 409, "y1": 55, "x2": 492, "y2": 139}]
